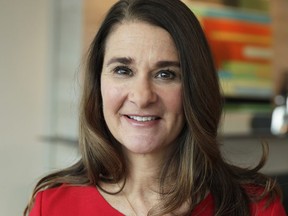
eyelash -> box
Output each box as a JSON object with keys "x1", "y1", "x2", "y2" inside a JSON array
[
  {"x1": 155, "y1": 69, "x2": 177, "y2": 80},
  {"x1": 112, "y1": 65, "x2": 133, "y2": 76},
  {"x1": 111, "y1": 66, "x2": 179, "y2": 81}
]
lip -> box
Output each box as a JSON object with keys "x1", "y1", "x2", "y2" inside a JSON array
[{"x1": 122, "y1": 114, "x2": 161, "y2": 127}]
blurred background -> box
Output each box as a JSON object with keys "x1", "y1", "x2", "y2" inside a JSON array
[{"x1": 0, "y1": 0, "x2": 287, "y2": 215}]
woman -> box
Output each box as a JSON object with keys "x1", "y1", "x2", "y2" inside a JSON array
[{"x1": 24, "y1": 0, "x2": 286, "y2": 215}]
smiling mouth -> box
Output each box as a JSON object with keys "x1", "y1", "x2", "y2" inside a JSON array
[{"x1": 127, "y1": 115, "x2": 160, "y2": 122}]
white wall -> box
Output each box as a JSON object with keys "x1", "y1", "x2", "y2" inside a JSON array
[
  {"x1": 0, "y1": 0, "x2": 83, "y2": 215},
  {"x1": 0, "y1": 0, "x2": 50, "y2": 215}
]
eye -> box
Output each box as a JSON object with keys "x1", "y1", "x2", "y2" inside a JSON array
[
  {"x1": 112, "y1": 65, "x2": 133, "y2": 76},
  {"x1": 155, "y1": 69, "x2": 176, "y2": 80}
]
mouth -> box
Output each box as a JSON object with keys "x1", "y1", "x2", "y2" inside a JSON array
[{"x1": 126, "y1": 115, "x2": 160, "y2": 122}]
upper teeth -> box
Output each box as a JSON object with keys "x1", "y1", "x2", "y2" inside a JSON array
[{"x1": 129, "y1": 116, "x2": 157, "y2": 122}]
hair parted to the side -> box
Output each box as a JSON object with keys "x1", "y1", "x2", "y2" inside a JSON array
[{"x1": 24, "y1": 0, "x2": 281, "y2": 215}]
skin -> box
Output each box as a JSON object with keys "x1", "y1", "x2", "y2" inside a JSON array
[
  {"x1": 100, "y1": 21, "x2": 185, "y2": 215},
  {"x1": 101, "y1": 21, "x2": 184, "y2": 156}
]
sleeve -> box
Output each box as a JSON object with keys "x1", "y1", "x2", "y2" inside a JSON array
[
  {"x1": 29, "y1": 192, "x2": 43, "y2": 216},
  {"x1": 251, "y1": 196, "x2": 287, "y2": 216},
  {"x1": 270, "y1": 198, "x2": 287, "y2": 216}
]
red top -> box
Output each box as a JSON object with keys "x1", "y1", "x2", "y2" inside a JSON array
[{"x1": 29, "y1": 184, "x2": 287, "y2": 216}]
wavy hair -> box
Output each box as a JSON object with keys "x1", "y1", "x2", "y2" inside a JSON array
[{"x1": 24, "y1": 0, "x2": 280, "y2": 215}]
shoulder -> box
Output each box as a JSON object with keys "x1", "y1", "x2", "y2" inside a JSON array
[
  {"x1": 192, "y1": 188, "x2": 287, "y2": 216},
  {"x1": 39, "y1": 184, "x2": 99, "y2": 200},
  {"x1": 192, "y1": 193, "x2": 214, "y2": 215},
  {"x1": 38, "y1": 184, "x2": 101, "y2": 206},
  {"x1": 29, "y1": 184, "x2": 123, "y2": 216},
  {"x1": 245, "y1": 185, "x2": 287, "y2": 216},
  {"x1": 250, "y1": 195, "x2": 287, "y2": 216}
]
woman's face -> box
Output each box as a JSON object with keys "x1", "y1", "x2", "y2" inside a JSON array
[{"x1": 101, "y1": 21, "x2": 184, "y2": 155}]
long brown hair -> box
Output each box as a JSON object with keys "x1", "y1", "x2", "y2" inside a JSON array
[{"x1": 24, "y1": 0, "x2": 280, "y2": 215}]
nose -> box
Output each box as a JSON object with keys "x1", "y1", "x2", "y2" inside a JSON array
[{"x1": 128, "y1": 76, "x2": 157, "y2": 108}]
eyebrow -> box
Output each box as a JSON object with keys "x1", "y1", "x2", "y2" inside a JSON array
[
  {"x1": 106, "y1": 57, "x2": 180, "y2": 68},
  {"x1": 106, "y1": 57, "x2": 134, "y2": 66},
  {"x1": 155, "y1": 60, "x2": 180, "y2": 68}
]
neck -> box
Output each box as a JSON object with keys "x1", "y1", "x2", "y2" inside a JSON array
[
  {"x1": 124, "y1": 150, "x2": 164, "y2": 190},
  {"x1": 117, "y1": 149, "x2": 169, "y2": 215}
]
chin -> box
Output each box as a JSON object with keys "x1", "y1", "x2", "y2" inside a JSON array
[
  {"x1": 121, "y1": 140, "x2": 170, "y2": 156},
  {"x1": 124, "y1": 145, "x2": 155, "y2": 155}
]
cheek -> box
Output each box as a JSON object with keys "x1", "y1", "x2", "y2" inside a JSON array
[
  {"x1": 163, "y1": 86, "x2": 183, "y2": 114},
  {"x1": 101, "y1": 79, "x2": 125, "y2": 113}
]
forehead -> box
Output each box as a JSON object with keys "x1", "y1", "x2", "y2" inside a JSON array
[{"x1": 103, "y1": 21, "x2": 179, "y2": 62}]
